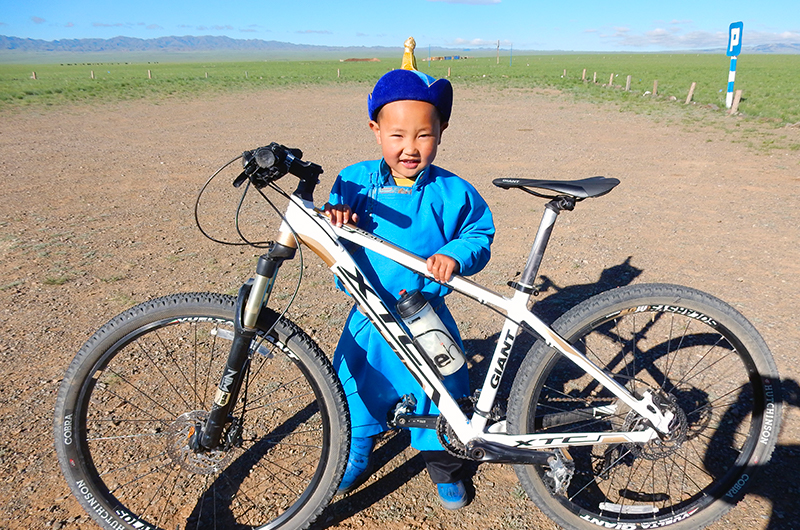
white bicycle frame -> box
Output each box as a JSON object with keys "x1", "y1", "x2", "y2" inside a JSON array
[{"x1": 269, "y1": 190, "x2": 674, "y2": 454}]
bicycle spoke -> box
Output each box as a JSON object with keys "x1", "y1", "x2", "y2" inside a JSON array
[{"x1": 135, "y1": 335, "x2": 193, "y2": 411}]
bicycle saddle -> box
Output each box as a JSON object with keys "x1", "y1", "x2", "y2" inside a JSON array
[{"x1": 492, "y1": 176, "x2": 620, "y2": 199}]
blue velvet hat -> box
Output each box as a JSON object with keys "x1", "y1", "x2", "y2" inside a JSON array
[{"x1": 368, "y1": 69, "x2": 453, "y2": 122}]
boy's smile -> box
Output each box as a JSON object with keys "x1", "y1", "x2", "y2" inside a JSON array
[{"x1": 369, "y1": 100, "x2": 448, "y2": 180}]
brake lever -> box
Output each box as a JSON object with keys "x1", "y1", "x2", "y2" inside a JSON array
[
  {"x1": 233, "y1": 171, "x2": 249, "y2": 188},
  {"x1": 233, "y1": 150, "x2": 256, "y2": 188}
]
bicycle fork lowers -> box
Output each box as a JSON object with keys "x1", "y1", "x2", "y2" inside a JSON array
[{"x1": 194, "y1": 242, "x2": 297, "y2": 452}]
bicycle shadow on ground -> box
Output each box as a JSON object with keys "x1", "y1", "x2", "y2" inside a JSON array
[{"x1": 464, "y1": 256, "x2": 643, "y2": 402}]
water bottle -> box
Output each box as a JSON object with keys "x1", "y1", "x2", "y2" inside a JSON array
[{"x1": 395, "y1": 289, "x2": 465, "y2": 377}]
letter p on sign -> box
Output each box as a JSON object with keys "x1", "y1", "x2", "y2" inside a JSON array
[{"x1": 728, "y1": 22, "x2": 743, "y2": 56}]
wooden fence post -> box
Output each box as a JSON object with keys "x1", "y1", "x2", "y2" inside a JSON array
[
  {"x1": 593, "y1": 72, "x2": 597, "y2": 83},
  {"x1": 652, "y1": 80, "x2": 658, "y2": 97},
  {"x1": 90, "y1": 71, "x2": 94, "y2": 79},
  {"x1": 685, "y1": 82, "x2": 696, "y2": 104},
  {"x1": 563, "y1": 69, "x2": 567, "y2": 77},
  {"x1": 32, "y1": 71, "x2": 37, "y2": 80},
  {"x1": 447, "y1": 67, "x2": 451, "y2": 77},
  {"x1": 147, "y1": 70, "x2": 151, "y2": 79},
  {"x1": 729, "y1": 89, "x2": 743, "y2": 114},
  {"x1": 609, "y1": 73, "x2": 614, "y2": 86},
  {"x1": 582, "y1": 68, "x2": 586, "y2": 81},
  {"x1": 625, "y1": 75, "x2": 631, "y2": 91}
]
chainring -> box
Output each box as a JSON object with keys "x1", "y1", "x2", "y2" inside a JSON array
[{"x1": 437, "y1": 395, "x2": 505, "y2": 459}]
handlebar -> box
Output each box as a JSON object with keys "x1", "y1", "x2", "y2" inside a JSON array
[{"x1": 234, "y1": 142, "x2": 324, "y2": 191}]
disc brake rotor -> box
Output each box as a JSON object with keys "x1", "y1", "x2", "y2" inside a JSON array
[
  {"x1": 166, "y1": 411, "x2": 238, "y2": 474},
  {"x1": 624, "y1": 391, "x2": 689, "y2": 460}
]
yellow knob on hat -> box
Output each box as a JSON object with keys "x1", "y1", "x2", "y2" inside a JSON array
[{"x1": 401, "y1": 37, "x2": 417, "y2": 71}]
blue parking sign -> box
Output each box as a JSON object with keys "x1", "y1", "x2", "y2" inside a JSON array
[{"x1": 728, "y1": 22, "x2": 743, "y2": 57}]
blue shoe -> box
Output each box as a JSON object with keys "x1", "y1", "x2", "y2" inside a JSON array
[
  {"x1": 436, "y1": 480, "x2": 468, "y2": 510},
  {"x1": 337, "y1": 436, "x2": 374, "y2": 494}
]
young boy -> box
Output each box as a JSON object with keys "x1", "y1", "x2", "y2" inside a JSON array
[{"x1": 324, "y1": 58, "x2": 494, "y2": 510}]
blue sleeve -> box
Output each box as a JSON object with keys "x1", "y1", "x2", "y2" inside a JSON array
[
  {"x1": 328, "y1": 172, "x2": 346, "y2": 206},
  {"x1": 328, "y1": 161, "x2": 372, "y2": 211},
  {"x1": 436, "y1": 184, "x2": 495, "y2": 277}
]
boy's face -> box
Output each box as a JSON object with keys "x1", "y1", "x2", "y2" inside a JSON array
[{"x1": 369, "y1": 100, "x2": 448, "y2": 180}]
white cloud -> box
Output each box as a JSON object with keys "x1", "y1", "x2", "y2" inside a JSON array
[
  {"x1": 600, "y1": 25, "x2": 800, "y2": 50},
  {"x1": 31, "y1": 16, "x2": 46, "y2": 24},
  {"x1": 196, "y1": 25, "x2": 234, "y2": 31},
  {"x1": 296, "y1": 29, "x2": 332, "y2": 34},
  {"x1": 757, "y1": 30, "x2": 800, "y2": 43},
  {"x1": 452, "y1": 37, "x2": 511, "y2": 46}
]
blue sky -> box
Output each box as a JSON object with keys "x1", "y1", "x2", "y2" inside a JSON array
[{"x1": 1, "y1": 0, "x2": 798, "y2": 52}]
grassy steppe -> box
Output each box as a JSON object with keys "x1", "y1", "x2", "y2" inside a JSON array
[{"x1": 1, "y1": 54, "x2": 798, "y2": 123}]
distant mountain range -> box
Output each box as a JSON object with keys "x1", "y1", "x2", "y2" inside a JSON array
[
  {"x1": 749, "y1": 43, "x2": 800, "y2": 53},
  {"x1": 1, "y1": 35, "x2": 798, "y2": 56},
  {"x1": 0, "y1": 35, "x2": 413, "y2": 57}
]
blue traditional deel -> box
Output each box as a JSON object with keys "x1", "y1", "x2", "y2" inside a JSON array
[{"x1": 367, "y1": 69, "x2": 454, "y2": 122}]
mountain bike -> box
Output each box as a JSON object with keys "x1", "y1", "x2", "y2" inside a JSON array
[{"x1": 54, "y1": 143, "x2": 782, "y2": 530}]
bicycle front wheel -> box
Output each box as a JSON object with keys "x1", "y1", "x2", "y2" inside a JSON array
[
  {"x1": 508, "y1": 283, "x2": 781, "y2": 530},
  {"x1": 54, "y1": 292, "x2": 349, "y2": 530}
]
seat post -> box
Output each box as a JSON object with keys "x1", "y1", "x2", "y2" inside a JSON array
[{"x1": 515, "y1": 197, "x2": 574, "y2": 293}]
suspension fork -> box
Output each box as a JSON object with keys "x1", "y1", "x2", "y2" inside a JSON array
[{"x1": 197, "y1": 242, "x2": 296, "y2": 450}]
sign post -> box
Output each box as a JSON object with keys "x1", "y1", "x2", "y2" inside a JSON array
[{"x1": 726, "y1": 21, "x2": 743, "y2": 109}]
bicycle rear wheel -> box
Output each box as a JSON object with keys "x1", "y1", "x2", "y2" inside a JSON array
[
  {"x1": 54, "y1": 292, "x2": 349, "y2": 530},
  {"x1": 508, "y1": 283, "x2": 781, "y2": 530}
]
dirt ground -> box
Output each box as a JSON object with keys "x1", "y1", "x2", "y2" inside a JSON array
[{"x1": 1, "y1": 84, "x2": 798, "y2": 530}]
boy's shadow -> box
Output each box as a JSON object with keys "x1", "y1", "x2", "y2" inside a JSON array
[
  {"x1": 317, "y1": 429, "x2": 426, "y2": 527},
  {"x1": 317, "y1": 257, "x2": 642, "y2": 525}
]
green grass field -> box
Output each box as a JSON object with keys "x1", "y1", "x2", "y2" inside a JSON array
[{"x1": 1, "y1": 54, "x2": 798, "y2": 124}]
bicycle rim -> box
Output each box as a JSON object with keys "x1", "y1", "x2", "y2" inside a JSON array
[
  {"x1": 509, "y1": 284, "x2": 780, "y2": 529},
  {"x1": 55, "y1": 294, "x2": 347, "y2": 530}
]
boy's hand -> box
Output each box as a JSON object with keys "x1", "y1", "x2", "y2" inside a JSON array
[
  {"x1": 324, "y1": 203, "x2": 359, "y2": 227},
  {"x1": 427, "y1": 254, "x2": 459, "y2": 282}
]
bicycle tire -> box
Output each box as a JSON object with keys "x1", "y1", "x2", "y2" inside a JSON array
[
  {"x1": 508, "y1": 283, "x2": 781, "y2": 530},
  {"x1": 54, "y1": 292, "x2": 349, "y2": 530}
]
